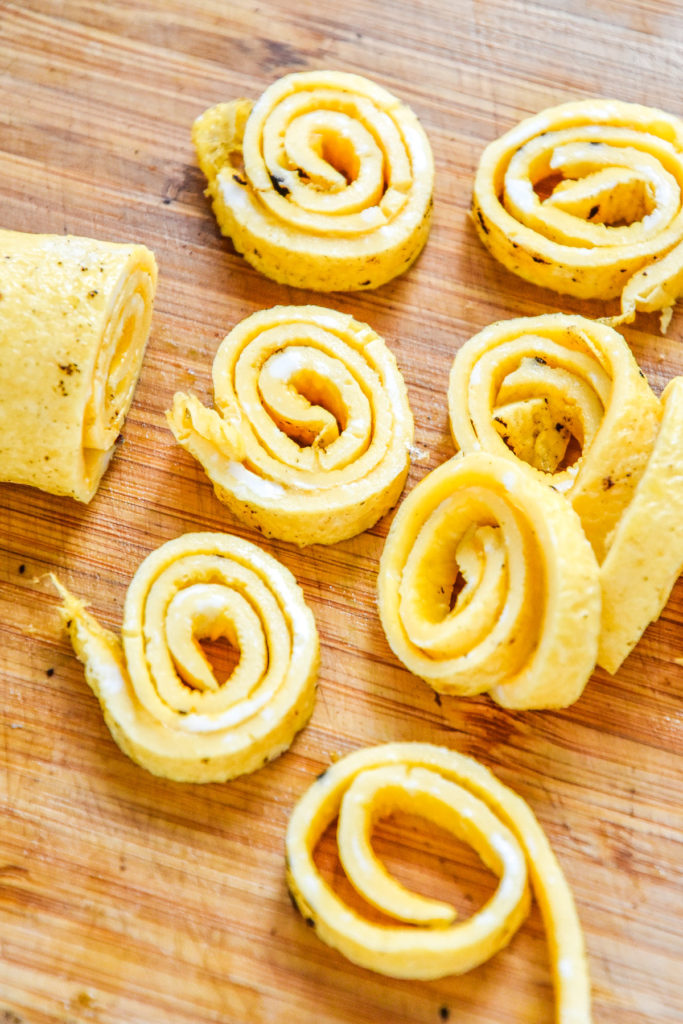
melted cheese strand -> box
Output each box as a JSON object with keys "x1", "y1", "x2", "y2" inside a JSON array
[
  {"x1": 192, "y1": 70, "x2": 434, "y2": 291},
  {"x1": 0, "y1": 229, "x2": 157, "y2": 501},
  {"x1": 167, "y1": 305, "x2": 413, "y2": 546},
  {"x1": 54, "y1": 532, "x2": 319, "y2": 783},
  {"x1": 286, "y1": 741, "x2": 592, "y2": 1024}
]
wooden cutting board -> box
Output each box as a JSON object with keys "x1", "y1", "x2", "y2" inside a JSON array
[{"x1": 1, "y1": 2, "x2": 681, "y2": 1022}]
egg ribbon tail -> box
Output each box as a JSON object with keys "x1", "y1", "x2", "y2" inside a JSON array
[
  {"x1": 613, "y1": 238, "x2": 683, "y2": 333},
  {"x1": 192, "y1": 100, "x2": 253, "y2": 185},
  {"x1": 52, "y1": 574, "x2": 127, "y2": 700},
  {"x1": 524, "y1": 831, "x2": 593, "y2": 1024},
  {"x1": 167, "y1": 392, "x2": 247, "y2": 465}
]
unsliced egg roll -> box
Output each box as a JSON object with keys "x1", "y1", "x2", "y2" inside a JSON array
[{"x1": 0, "y1": 229, "x2": 157, "y2": 501}]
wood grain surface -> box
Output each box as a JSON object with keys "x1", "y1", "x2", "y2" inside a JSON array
[{"x1": 1, "y1": 2, "x2": 682, "y2": 1022}]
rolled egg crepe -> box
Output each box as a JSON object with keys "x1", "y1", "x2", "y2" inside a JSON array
[
  {"x1": 193, "y1": 70, "x2": 434, "y2": 291},
  {"x1": 0, "y1": 229, "x2": 157, "y2": 501},
  {"x1": 54, "y1": 532, "x2": 319, "y2": 783},
  {"x1": 447, "y1": 313, "x2": 661, "y2": 563},
  {"x1": 167, "y1": 305, "x2": 414, "y2": 546},
  {"x1": 377, "y1": 452, "x2": 601, "y2": 710},
  {"x1": 286, "y1": 741, "x2": 592, "y2": 1024},
  {"x1": 447, "y1": 314, "x2": 683, "y2": 673},
  {"x1": 472, "y1": 99, "x2": 683, "y2": 330}
]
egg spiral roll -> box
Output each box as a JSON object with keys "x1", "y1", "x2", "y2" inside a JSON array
[
  {"x1": 192, "y1": 70, "x2": 434, "y2": 291},
  {"x1": 377, "y1": 452, "x2": 600, "y2": 709},
  {"x1": 447, "y1": 313, "x2": 661, "y2": 563},
  {"x1": 0, "y1": 229, "x2": 157, "y2": 501},
  {"x1": 447, "y1": 314, "x2": 683, "y2": 672},
  {"x1": 168, "y1": 305, "x2": 414, "y2": 546},
  {"x1": 286, "y1": 742, "x2": 591, "y2": 1022},
  {"x1": 472, "y1": 99, "x2": 683, "y2": 329},
  {"x1": 55, "y1": 532, "x2": 319, "y2": 783}
]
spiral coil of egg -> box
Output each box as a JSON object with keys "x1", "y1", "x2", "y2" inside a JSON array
[
  {"x1": 286, "y1": 741, "x2": 591, "y2": 1024},
  {"x1": 168, "y1": 305, "x2": 414, "y2": 546},
  {"x1": 56, "y1": 532, "x2": 319, "y2": 782},
  {"x1": 193, "y1": 70, "x2": 434, "y2": 291},
  {"x1": 472, "y1": 99, "x2": 683, "y2": 329},
  {"x1": 377, "y1": 451, "x2": 600, "y2": 709}
]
